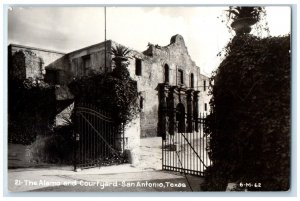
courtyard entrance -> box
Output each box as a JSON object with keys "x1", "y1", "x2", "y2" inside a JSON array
[
  {"x1": 73, "y1": 102, "x2": 125, "y2": 170},
  {"x1": 157, "y1": 83, "x2": 212, "y2": 176},
  {"x1": 162, "y1": 113, "x2": 211, "y2": 176}
]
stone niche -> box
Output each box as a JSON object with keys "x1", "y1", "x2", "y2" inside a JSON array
[{"x1": 157, "y1": 83, "x2": 199, "y2": 140}]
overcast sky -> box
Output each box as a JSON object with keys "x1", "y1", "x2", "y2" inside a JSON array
[{"x1": 8, "y1": 6, "x2": 291, "y2": 75}]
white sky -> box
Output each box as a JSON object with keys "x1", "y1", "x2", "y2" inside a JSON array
[{"x1": 7, "y1": 6, "x2": 291, "y2": 75}]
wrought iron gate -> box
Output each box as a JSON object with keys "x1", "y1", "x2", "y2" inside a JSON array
[
  {"x1": 73, "y1": 102, "x2": 124, "y2": 170},
  {"x1": 162, "y1": 113, "x2": 212, "y2": 176}
]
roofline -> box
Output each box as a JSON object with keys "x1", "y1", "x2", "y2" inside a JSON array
[
  {"x1": 199, "y1": 73, "x2": 210, "y2": 78},
  {"x1": 67, "y1": 40, "x2": 113, "y2": 55},
  {"x1": 8, "y1": 44, "x2": 66, "y2": 55}
]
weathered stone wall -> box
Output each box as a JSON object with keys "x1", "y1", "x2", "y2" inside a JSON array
[
  {"x1": 10, "y1": 50, "x2": 43, "y2": 80},
  {"x1": 70, "y1": 42, "x2": 111, "y2": 72},
  {"x1": 9, "y1": 50, "x2": 26, "y2": 80},
  {"x1": 68, "y1": 41, "x2": 112, "y2": 81},
  {"x1": 125, "y1": 35, "x2": 205, "y2": 137},
  {"x1": 44, "y1": 41, "x2": 113, "y2": 85},
  {"x1": 125, "y1": 52, "x2": 159, "y2": 138},
  {"x1": 8, "y1": 44, "x2": 65, "y2": 80}
]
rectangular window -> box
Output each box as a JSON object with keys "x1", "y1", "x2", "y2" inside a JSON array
[
  {"x1": 83, "y1": 57, "x2": 91, "y2": 68},
  {"x1": 178, "y1": 69, "x2": 184, "y2": 85},
  {"x1": 135, "y1": 58, "x2": 142, "y2": 76},
  {"x1": 204, "y1": 80, "x2": 206, "y2": 91},
  {"x1": 205, "y1": 103, "x2": 207, "y2": 111},
  {"x1": 82, "y1": 55, "x2": 91, "y2": 75}
]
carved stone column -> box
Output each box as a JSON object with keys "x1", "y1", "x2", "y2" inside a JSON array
[
  {"x1": 168, "y1": 86, "x2": 176, "y2": 135},
  {"x1": 193, "y1": 91, "x2": 200, "y2": 132},
  {"x1": 186, "y1": 89, "x2": 194, "y2": 133},
  {"x1": 158, "y1": 83, "x2": 169, "y2": 139}
]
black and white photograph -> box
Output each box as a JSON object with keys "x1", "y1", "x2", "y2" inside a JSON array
[{"x1": 4, "y1": 3, "x2": 293, "y2": 194}]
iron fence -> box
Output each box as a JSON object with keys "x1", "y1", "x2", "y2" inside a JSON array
[
  {"x1": 162, "y1": 113, "x2": 211, "y2": 176},
  {"x1": 73, "y1": 102, "x2": 125, "y2": 170}
]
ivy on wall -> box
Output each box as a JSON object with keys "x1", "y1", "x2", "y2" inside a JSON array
[
  {"x1": 69, "y1": 66, "x2": 139, "y2": 126},
  {"x1": 8, "y1": 78, "x2": 56, "y2": 145},
  {"x1": 202, "y1": 34, "x2": 291, "y2": 191}
]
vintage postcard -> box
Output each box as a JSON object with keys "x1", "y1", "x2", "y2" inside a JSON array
[{"x1": 6, "y1": 5, "x2": 292, "y2": 194}]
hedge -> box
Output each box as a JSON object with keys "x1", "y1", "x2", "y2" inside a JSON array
[{"x1": 202, "y1": 34, "x2": 290, "y2": 191}]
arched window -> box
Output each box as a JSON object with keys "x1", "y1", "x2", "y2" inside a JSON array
[
  {"x1": 164, "y1": 64, "x2": 169, "y2": 83},
  {"x1": 190, "y1": 73, "x2": 194, "y2": 88},
  {"x1": 176, "y1": 103, "x2": 186, "y2": 133}
]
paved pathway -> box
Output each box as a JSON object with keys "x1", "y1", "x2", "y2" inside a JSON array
[{"x1": 7, "y1": 137, "x2": 204, "y2": 192}]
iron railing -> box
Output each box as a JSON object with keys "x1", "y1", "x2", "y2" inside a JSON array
[
  {"x1": 73, "y1": 102, "x2": 125, "y2": 170},
  {"x1": 162, "y1": 113, "x2": 211, "y2": 176}
]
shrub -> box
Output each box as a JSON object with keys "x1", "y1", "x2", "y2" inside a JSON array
[
  {"x1": 202, "y1": 34, "x2": 291, "y2": 191},
  {"x1": 69, "y1": 54, "x2": 139, "y2": 127},
  {"x1": 8, "y1": 78, "x2": 56, "y2": 145},
  {"x1": 28, "y1": 125, "x2": 74, "y2": 164}
]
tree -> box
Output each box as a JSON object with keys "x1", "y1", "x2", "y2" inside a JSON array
[{"x1": 111, "y1": 45, "x2": 131, "y2": 67}]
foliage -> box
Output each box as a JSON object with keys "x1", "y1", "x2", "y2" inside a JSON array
[
  {"x1": 8, "y1": 78, "x2": 56, "y2": 145},
  {"x1": 219, "y1": 6, "x2": 269, "y2": 36},
  {"x1": 69, "y1": 73, "x2": 138, "y2": 126},
  {"x1": 28, "y1": 133, "x2": 70, "y2": 164},
  {"x1": 27, "y1": 123, "x2": 128, "y2": 165},
  {"x1": 27, "y1": 124, "x2": 74, "y2": 164},
  {"x1": 111, "y1": 45, "x2": 131, "y2": 58},
  {"x1": 202, "y1": 34, "x2": 291, "y2": 191},
  {"x1": 69, "y1": 46, "x2": 139, "y2": 126},
  {"x1": 227, "y1": 6, "x2": 265, "y2": 21},
  {"x1": 110, "y1": 45, "x2": 132, "y2": 68}
]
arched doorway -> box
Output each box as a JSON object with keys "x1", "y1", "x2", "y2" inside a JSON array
[{"x1": 176, "y1": 103, "x2": 185, "y2": 133}]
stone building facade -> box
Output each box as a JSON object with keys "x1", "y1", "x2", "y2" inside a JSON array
[
  {"x1": 8, "y1": 44, "x2": 66, "y2": 80},
  {"x1": 8, "y1": 34, "x2": 211, "y2": 138}
]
